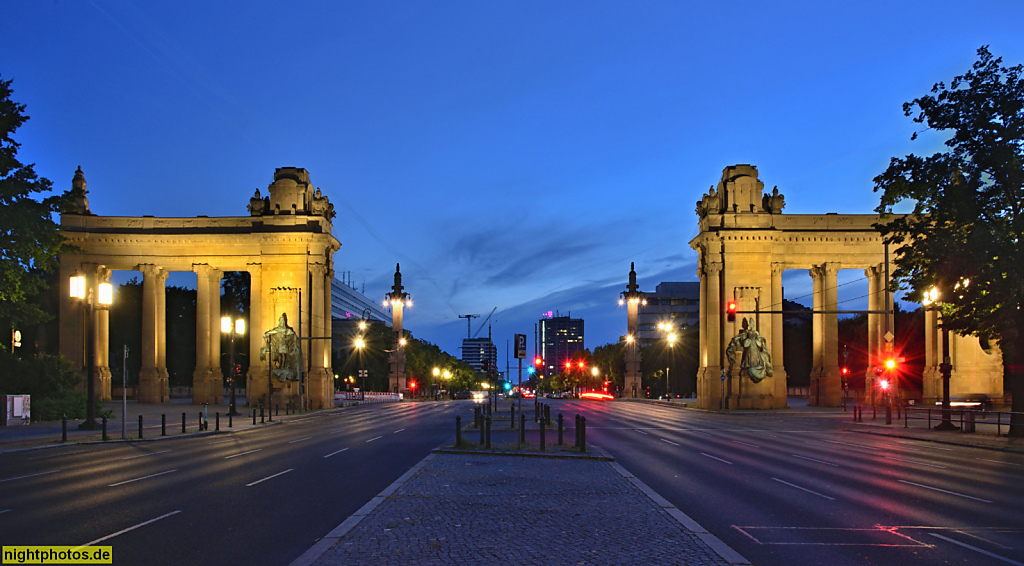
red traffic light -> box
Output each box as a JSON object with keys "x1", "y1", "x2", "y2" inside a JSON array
[
  {"x1": 841, "y1": 367, "x2": 849, "y2": 376},
  {"x1": 884, "y1": 358, "x2": 897, "y2": 370},
  {"x1": 534, "y1": 357, "x2": 543, "y2": 367},
  {"x1": 727, "y1": 301, "x2": 737, "y2": 322}
]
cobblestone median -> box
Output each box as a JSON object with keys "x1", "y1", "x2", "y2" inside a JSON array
[{"x1": 312, "y1": 453, "x2": 731, "y2": 566}]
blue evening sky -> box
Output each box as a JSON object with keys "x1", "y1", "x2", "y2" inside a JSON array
[{"x1": 3, "y1": 1, "x2": 1023, "y2": 365}]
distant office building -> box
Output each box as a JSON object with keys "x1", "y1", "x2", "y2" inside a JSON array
[
  {"x1": 331, "y1": 275, "x2": 391, "y2": 353},
  {"x1": 637, "y1": 282, "x2": 700, "y2": 345},
  {"x1": 539, "y1": 313, "x2": 584, "y2": 375},
  {"x1": 461, "y1": 337, "x2": 497, "y2": 374}
]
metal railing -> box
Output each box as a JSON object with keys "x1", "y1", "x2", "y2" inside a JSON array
[{"x1": 902, "y1": 406, "x2": 1024, "y2": 436}]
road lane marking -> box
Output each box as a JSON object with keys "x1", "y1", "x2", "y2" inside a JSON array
[
  {"x1": 247, "y1": 469, "x2": 294, "y2": 487},
  {"x1": 977, "y1": 457, "x2": 1024, "y2": 467},
  {"x1": 635, "y1": 429, "x2": 649, "y2": 435},
  {"x1": 898, "y1": 480, "x2": 992, "y2": 503},
  {"x1": 792, "y1": 455, "x2": 840, "y2": 467},
  {"x1": 660, "y1": 438, "x2": 680, "y2": 446},
  {"x1": 225, "y1": 449, "x2": 262, "y2": 459},
  {"x1": 108, "y1": 469, "x2": 178, "y2": 487},
  {"x1": 732, "y1": 440, "x2": 760, "y2": 448},
  {"x1": 79, "y1": 510, "x2": 181, "y2": 547},
  {"x1": 928, "y1": 533, "x2": 1024, "y2": 565},
  {"x1": 323, "y1": 448, "x2": 349, "y2": 458},
  {"x1": 207, "y1": 439, "x2": 236, "y2": 445},
  {"x1": 366, "y1": 436, "x2": 383, "y2": 443},
  {"x1": 0, "y1": 509, "x2": 10, "y2": 515},
  {"x1": 288, "y1": 436, "x2": 313, "y2": 444},
  {"x1": 885, "y1": 457, "x2": 947, "y2": 469},
  {"x1": 393, "y1": 428, "x2": 405, "y2": 433},
  {"x1": 700, "y1": 452, "x2": 733, "y2": 465},
  {"x1": 121, "y1": 450, "x2": 171, "y2": 460},
  {"x1": 29, "y1": 450, "x2": 85, "y2": 460},
  {"x1": 0, "y1": 470, "x2": 60, "y2": 483},
  {"x1": 772, "y1": 478, "x2": 836, "y2": 500}
]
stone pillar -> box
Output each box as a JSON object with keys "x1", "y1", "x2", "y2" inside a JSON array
[
  {"x1": 247, "y1": 264, "x2": 263, "y2": 408},
  {"x1": 388, "y1": 300, "x2": 407, "y2": 394},
  {"x1": 809, "y1": 267, "x2": 823, "y2": 405},
  {"x1": 865, "y1": 265, "x2": 880, "y2": 402},
  {"x1": 138, "y1": 264, "x2": 163, "y2": 403},
  {"x1": 193, "y1": 265, "x2": 223, "y2": 404},
  {"x1": 307, "y1": 264, "x2": 333, "y2": 410},
  {"x1": 820, "y1": 263, "x2": 841, "y2": 406},
  {"x1": 95, "y1": 267, "x2": 112, "y2": 401},
  {"x1": 156, "y1": 269, "x2": 169, "y2": 401},
  {"x1": 623, "y1": 297, "x2": 641, "y2": 398},
  {"x1": 770, "y1": 263, "x2": 786, "y2": 386},
  {"x1": 702, "y1": 261, "x2": 722, "y2": 409}
]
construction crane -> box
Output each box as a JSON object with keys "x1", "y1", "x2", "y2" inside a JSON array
[
  {"x1": 473, "y1": 307, "x2": 497, "y2": 338},
  {"x1": 458, "y1": 314, "x2": 479, "y2": 339}
]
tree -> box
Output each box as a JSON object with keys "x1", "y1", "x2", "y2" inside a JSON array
[
  {"x1": 873, "y1": 46, "x2": 1024, "y2": 435},
  {"x1": 0, "y1": 75, "x2": 69, "y2": 329}
]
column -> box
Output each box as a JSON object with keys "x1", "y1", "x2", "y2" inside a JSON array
[
  {"x1": 307, "y1": 264, "x2": 332, "y2": 410},
  {"x1": 138, "y1": 264, "x2": 162, "y2": 403},
  {"x1": 193, "y1": 265, "x2": 223, "y2": 404},
  {"x1": 247, "y1": 264, "x2": 263, "y2": 408},
  {"x1": 96, "y1": 267, "x2": 112, "y2": 401},
  {"x1": 702, "y1": 261, "x2": 722, "y2": 409},
  {"x1": 820, "y1": 263, "x2": 841, "y2": 406},
  {"x1": 809, "y1": 267, "x2": 823, "y2": 404},
  {"x1": 209, "y1": 269, "x2": 222, "y2": 402},
  {"x1": 865, "y1": 265, "x2": 879, "y2": 401},
  {"x1": 156, "y1": 270, "x2": 169, "y2": 401},
  {"x1": 770, "y1": 263, "x2": 787, "y2": 406},
  {"x1": 923, "y1": 307, "x2": 939, "y2": 400}
]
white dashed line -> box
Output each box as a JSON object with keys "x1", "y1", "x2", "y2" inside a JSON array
[
  {"x1": 109, "y1": 469, "x2": 178, "y2": 487},
  {"x1": 792, "y1": 455, "x2": 840, "y2": 467},
  {"x1": 225, "y1": 449, "x2": 262, "y2": 459},
  {"x1": 898, "y1": 480, "x2": 992, "y2": 503},
  {"x1": 772, "y1": 478, "x2": 836, "y2": 500},
  {"x1": 366, "y1": 436, "x2": 383, "y2": 443},
  {"x1": 660, "y1": 438, "x2": 680, "y2": 446},
  {"x1": 80, "y1": 510, "x2": 181, "y2": 547},
  {"x1": 121, "y1": 450, "x2": 171, "y2": 460},
  {"x1": 289, "y1": 436, "x2": 313, "y2": 444},
  {"x1": 246, "y1": 469, "x2": 294, "y2": 487},
  {"x1": 928, "y1": 533, "x2": 1024, "y2": 565},
  {"x1": 700, "y1": 453, "x2": 733, "y2": 465},
  {"x1": 324, "y1": 448, "x2": 349, "y2": 458},
  {"x1": 0, "y1": 470, "x2": 60, "y2": 483}
]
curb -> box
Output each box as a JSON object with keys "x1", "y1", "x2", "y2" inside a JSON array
[
  {"x1": 848, "y1": 424, "x2": 1024, "y2": 454},
  {"x1": 288, "y1": 452, "x2": 437, "y2": 566},
  {"x1": 431, "y1": 444, "x2": 614, "y2": 461},
  {"x1": 607, "y1": 460, "x2": 752, "y2": 565}
]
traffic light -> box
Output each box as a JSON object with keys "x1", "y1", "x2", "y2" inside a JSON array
[
  {"x1": 884, "y1": 358, "x2": 897, "y2": 371},
  {"x1": 841, "y1": 367, "x2": 849, "y2": 376},
  {"x1": 727, "y1": 301, "x2": 737, "y2": 322},
  {"x1": 534, "y1": 357, "x2": 543, "y2": 368},
  {"x1": 879, "y1": 379, "x2": 891, "y2": 392}
]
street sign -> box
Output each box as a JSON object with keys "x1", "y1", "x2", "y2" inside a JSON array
[
  {"x1": 884, "y1": 331, "x2": 894, "y2": 342},
  {"x1": 514, "y1": 334, "x2": 527, "y2": 359}
]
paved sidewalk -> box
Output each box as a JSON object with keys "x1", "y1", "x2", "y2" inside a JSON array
[{"x1": 293, "y1": 451, "x2": 749, "y2": 566}]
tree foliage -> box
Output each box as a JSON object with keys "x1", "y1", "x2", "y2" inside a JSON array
[
  {"x1": 0, "y1": 76, "x2": 68, "y2": 327},
  {"x1": 873, "y1": 46, "x2": 1024, "y2": 433}
]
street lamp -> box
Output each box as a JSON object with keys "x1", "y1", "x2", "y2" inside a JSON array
[
  {"x1": 221, "y1": 316, "x2": 245, "y2": 416},
  {"x1": 923, "y1": 286, "x2": 958, "y2": 431},
  {"x1": 70, "y1": 275, "x2": 113, "y2": 430},
  {"x1": 657, "y1": 321, "x2": 677, "y2": 397}
]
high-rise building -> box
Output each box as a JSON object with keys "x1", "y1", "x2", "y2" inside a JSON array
[
  {"x1": 461, "y1": 337, "x2": 497, "y2": 374},
  {"x1": 538, "y1": 313, "x2": 584, "y2": 375},
  {"x1": 637, "y1": 282, "x2": 700, "y2": 345}
]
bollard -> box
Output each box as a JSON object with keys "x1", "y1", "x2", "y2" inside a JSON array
[
  {"x1": 216, "y1": 412, "x2": 220, "y2": 431},
  {"x1": 182, "y1": 412, "x2": 187, "y2": 433},
  {"x1": 138, "y1": 415, "x2": 143, "y2": 439},
  {"x1": 276, "y1": 403, "x2": 279, "y2": 417},
  {"x1": 485, "y1": 416, "x2": 492, "y2": 449},
  {"x1": 456, "y1": 416, "x2": 462, "y2": 447},
  {"x1": 545, "y1": 404, "x2": 551, "y2": 425},
  {"x1": 885, "y1": 404, "x2": 892, "y2": 425},
  {"x1": 872, "y1": 404, "x2": 877, "y2": 421},
  {"x1": 259, "y1": 403, "x2": 264, "y2": 419},
  {"x1": 520, "y1": 414, "x2": 526, "y2": 443},
  {"x1": 580, "y1": 416, "x2": 587, "y2": 452},
  {"x1": 62, "y1": 414, "x2": 67, "y2": 442},
  {"x1": 102, "y1": 416, "x2": 108, "y2": 441},
  {"x1": 252, "y1": 408, "x2": 257, "y2": 425},
  {"x1": 510, "y1": 405, "x2": 515, "y2": 428},
  {"x1": 575, "y1": 414, "x2": 581, "y2": 448},
  {"x1": 161, "y1": 414, "x2": 166, "y2": 436},
  {"x1": 229, "y1": 411, "x2": 233, "y2": 428},
  {"x1": 558, "y1": 413, "x2": 564, "y2": 445},
  {"x1": 534, "y1": 401, "x2": 539, "y2": 423},
  {"x1": 540, "y1": 417, "x2": 546, "y2": 451},
  {"x1": 479, "y1": 414, "x2": 486, "y2": 445},
  {"x1": 853, "y1": 406, "x2": 858, "y2": 422}
]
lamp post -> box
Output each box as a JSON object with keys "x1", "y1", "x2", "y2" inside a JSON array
[
  {"x1": 221, "y1": 316, "x2": 245, "y2": 416},
  {"x1": 657, "y1": 322, "x2": 677, "y2": 397},
  {"x1": 70, "y1": 275, "x2": 113, "y2": 430},
  {"x1": 923, "y1": 286, "x2": 958, "y2": 431}
]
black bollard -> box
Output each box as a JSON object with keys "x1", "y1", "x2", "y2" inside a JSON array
[
  {"x1": 872, "y1": 404, "x2": 877, "y2": 421},
  {"x1": 575, "y1": 414, "x2": 581, "y2": 448},
  {"x1": 62, "y1": 414, "x2": 67, "y2": 442},
  {"x1": 276, "y1": 403, "x2": 279, "y2": 417},
  {"x1": 252, "y1": 408, "x2": 257, "y2": 425},
  {"x1": 182, "y1": 412, "x2": 186, "y2": 433},
  {"x1": 456, "y1": 416, "x2": 462, "y2": 447},
  {"x1": 510, "y1": 404, "x2": 515, "y2": 428},
  {"x1": 885, "y1": 403, "x2": 892, "y2": 425},
  {"x1": 228, "y1": 411, "x2": 233, "y2": 428},
  {"x1": 545, "y1": 404, "x2": 551, "y2": 425},
  {"x1": 580, "y1": 416, "x2": 587, "y2": 452},
  {"x1": 853, "y1": 406, "x2": 858, "y2": 422},
  {"x1": 102, "y1": 416, "x2": 108, "y2": 441},
  {"x1": 161, "y1": 414, "x2": 167, "y2": 436},
  {"x1": 485, "y1": 416, "x2": 492, "y2": 449},
  {"x1": 216, "y1": 412, "x2": 220, "y2": 431},
  {"x1": 558, "y1": 413, "x2": 564, "y2": 445},
  {"x1": 534, "y1": 401, "x2": 539, "y2": 423},
  {"x1": 479, "y1": 414, "x2": 486, "y2": 445},
  {"x1": 138, "y1": 415, "x2": 143, "y2": 439},
  {"x1": 540, "y1": 417, "x2": 546, "y2": 451},
  {"x1": 520, "y1": 413, "x2": 526, "y2": 443}
]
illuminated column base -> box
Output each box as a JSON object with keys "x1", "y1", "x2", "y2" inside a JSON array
[
  {"x1": 307, "y1": 368, "x2": 334, "y2": 409},
  {"x1": 138, "y1": 368, "x2": 164, "y2": 403},
  {"x1": 192, "y1": 369, "x2": 223, "y2": 405}
]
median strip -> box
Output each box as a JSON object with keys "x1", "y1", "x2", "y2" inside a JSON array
[
  {"x1": 108, "y1": 469, "x2": 178, "y2": 487},
  {"x1": 246, "y1": 469, "x2": 293, "y2": 487}
]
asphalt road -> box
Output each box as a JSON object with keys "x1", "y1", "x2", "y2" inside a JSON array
[
  {"x1": 558, "y1": 399, "x2": 1024, "y2": 566},
  {"x1": 0, "y1": 402, "x2": 464, "y2": 565}
]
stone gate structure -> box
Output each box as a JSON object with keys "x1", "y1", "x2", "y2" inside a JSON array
[{"x1": 59, "y1": 167, "x2": 340, "y2": 410}]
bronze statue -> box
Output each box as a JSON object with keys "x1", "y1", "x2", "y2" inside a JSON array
[
  {"x1": 260, "y1": 313, "x2": 300, "y2": 382},
  {"x1": 726, "y1": 318, "x2": 773, "y2": 383}
]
